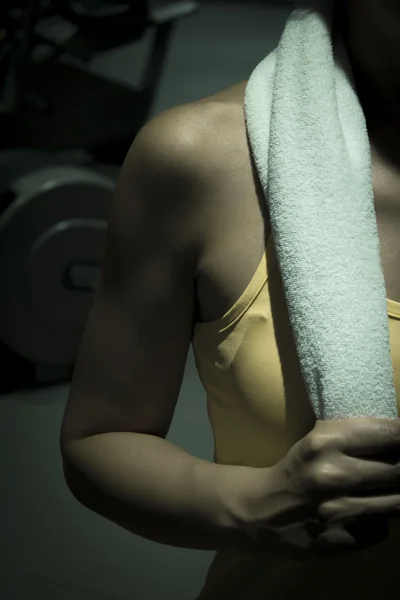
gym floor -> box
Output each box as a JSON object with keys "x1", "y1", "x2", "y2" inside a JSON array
[{"x1": 1, "y1": 2, "x2": 291, "y2": 599}]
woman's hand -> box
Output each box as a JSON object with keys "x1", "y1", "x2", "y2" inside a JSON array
[{"x1": 240, "y1": 417, "x2": 400, "y2": 561}]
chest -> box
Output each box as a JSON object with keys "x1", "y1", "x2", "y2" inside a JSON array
[{"x1": 196, "y1": 138, "x2": 400, "y2": 325}]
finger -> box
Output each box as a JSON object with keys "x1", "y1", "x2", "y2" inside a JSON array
[
  {"x1": 314, "y1": 519, "x2": 390, "y2": 555},
  {"x1": 319, "y1": 494, "x2": 400, "y2": 524},
  {"x1": 336, "y1": 455, "x2": 400, "y2": 494},
  {"x1": 334, "y1": 419, "x2": 400, "y2": 457},
  {"x1": 315, "y1": 524, "x2": 355, "y2": 547}
]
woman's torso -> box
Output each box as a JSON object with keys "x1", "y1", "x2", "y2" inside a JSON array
[
  {"x1": 187, "y1": 81, "x2": 400, "y2": 599},
  {"x1": 193, "y1": 80, "x2": 400, "y2": 325}
]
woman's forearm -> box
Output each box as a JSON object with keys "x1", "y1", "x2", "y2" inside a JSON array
[{"x1": 61, "y1": 432, "x2": 264, "y2": 552}]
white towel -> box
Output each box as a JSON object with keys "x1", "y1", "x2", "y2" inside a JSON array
[{"x1": 244, "y1": 0, "x2": 397, "y2": 420}]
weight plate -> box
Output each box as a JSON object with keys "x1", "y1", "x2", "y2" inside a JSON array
[
  {"x1": 0, "y1": 165, "x2": 115, "y2": 365},
  {"x1": 0, "y1": 149, "x2": 94, "y2": 195}
]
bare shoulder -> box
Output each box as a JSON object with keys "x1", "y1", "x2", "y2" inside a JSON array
[
  {"x1": 110, "y1": 99, "x2": 226, "y2": 257},
  {"x1": 125, "y1": 80, "x2": 249, "y2": 240},
  {"x1": 133, "y1": 80, "x2": 248, "y2": 182}
]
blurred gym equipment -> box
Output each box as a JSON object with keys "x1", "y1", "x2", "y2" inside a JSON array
[
  {"x1": 0, "y1": 0, "x2": 199, "y2": 162},
  {"x1": 0, "y1": 1, "x2": 199, "y2": 391},
  {"x1": 0, "y1": 149, "x2": 117, "y2": 391}
]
